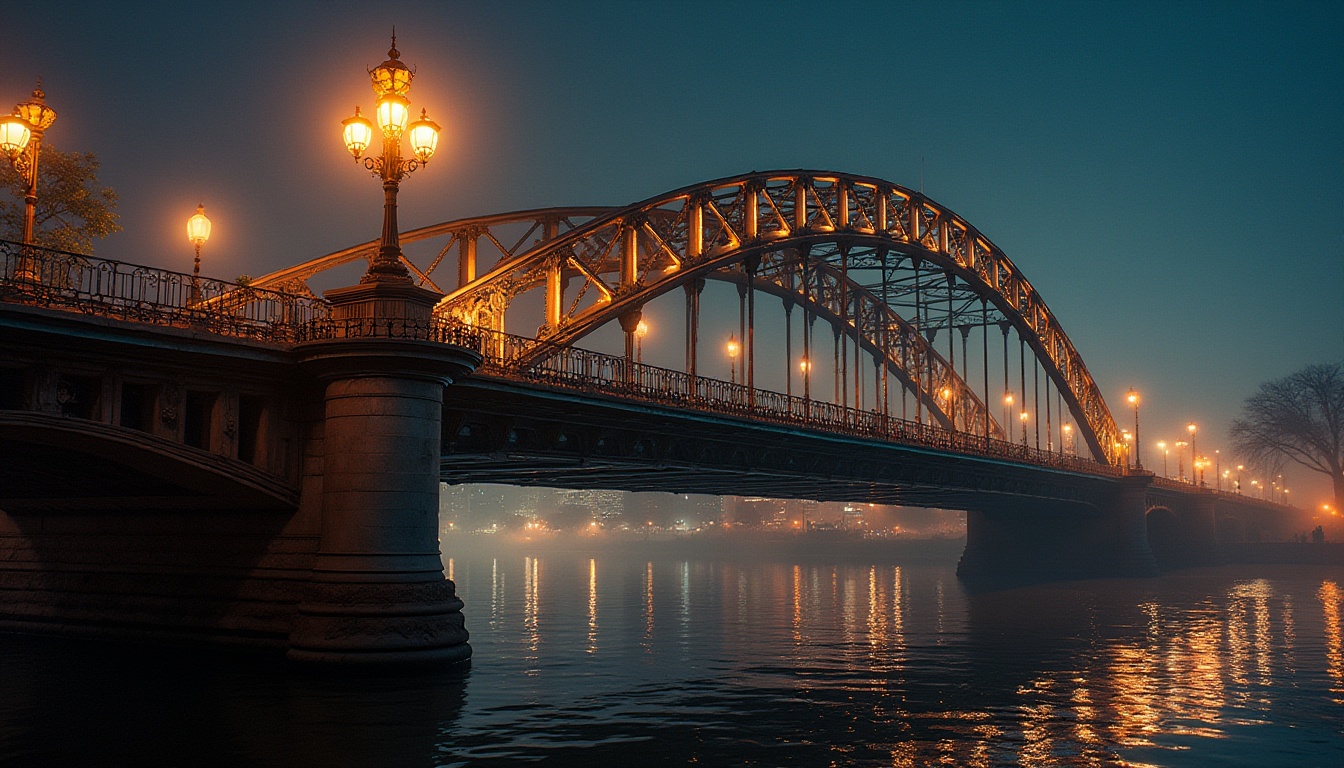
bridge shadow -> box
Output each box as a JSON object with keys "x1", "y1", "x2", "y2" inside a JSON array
[
  {"x1": 0, "y1": 414, "x2": 306, "y2": 648},
  {"x1": 0, "y1": 633, "x2": 468, "y2": 768}
]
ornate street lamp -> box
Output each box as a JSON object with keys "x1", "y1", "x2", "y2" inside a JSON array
[
  {"x1": 1, "y1": 81, "x2": 57, "y2": 247},
  {"x1": 634, "y1": 319, "x2": 648, "y2": 364},
  {"x1": 341, "y1": 35, "x2": 442, "y2": 283},
  {"x1": 1126, "y1": 388, "x2": 1142, "y2": 469},
  {"x1": 1186, "y1": 422, "x2": 1198, "y2": 485},
  {"x1": 726, "y1": 334, "x2": 740, "y2": 384},
  {"x1": 187, "y1": 204, "x2": 211, "y2": 302}
]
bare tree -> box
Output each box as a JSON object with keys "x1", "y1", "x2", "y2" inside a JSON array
[{"x1": 1230, "y1": 362, "x2": 1344, "y2": 511}]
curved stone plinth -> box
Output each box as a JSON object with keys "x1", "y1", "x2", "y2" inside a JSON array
[{"x1": 287, "y1": 578, "x2": 471, "y2": 666}]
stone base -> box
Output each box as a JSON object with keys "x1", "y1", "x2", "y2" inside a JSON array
[{"x1": 287, "y1": 578, "x2": 471, "y2": 666}]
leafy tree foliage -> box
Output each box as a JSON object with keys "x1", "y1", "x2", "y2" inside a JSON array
[
  {"x1": 1230, "y1": 362, "x2": 1344, "y2": 510},
  {"x1": 0, "y1": 143, "x2": 121, "y2": 254}
]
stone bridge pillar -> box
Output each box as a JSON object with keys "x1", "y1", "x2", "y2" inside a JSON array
[
  {"x1": 288, "y1": 281, "x2": 479, "y2": 665},
  {"x1": 1184, "y1": 490, "x2": 1221, "y2": 565},
  {"x1": 1104, "y1": 473, "x2": 1160, "y2": 577}
]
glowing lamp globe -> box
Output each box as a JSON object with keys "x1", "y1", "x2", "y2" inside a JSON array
[
  {"x1": 342, "y1": 106, "x2": 374, "y2": 158},
  {"x1": 187, "y1": 204, "x2": 211, "y2": 247},
  {"x1": 375, "y1": 93, "x2": 410, "y2": 138},
  {"x1": 0, "y1": 117, "x2": 30, "y2": 155},
  {"x1": 407, "y1": 109, "x2": 441, "y2": 163}
]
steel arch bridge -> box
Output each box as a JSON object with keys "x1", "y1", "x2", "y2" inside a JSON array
[{"x1": 253, "y1": 170, "x2": 1123, "y2": 465}]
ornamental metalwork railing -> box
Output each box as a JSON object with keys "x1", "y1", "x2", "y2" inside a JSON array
[
  {"x1": 0, "y1": 239, "x2": 327, "y2": 342},
  {"x1": 297, "y1": 315, "x2": 484, "y2": 351},
  {"x1": 477, "y1": 328, "x2": 1122, "y2": 477}
]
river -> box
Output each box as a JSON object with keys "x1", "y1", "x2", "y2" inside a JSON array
[{"x1": 1, "y1": 539, "x2": 1341, "y2": 766}]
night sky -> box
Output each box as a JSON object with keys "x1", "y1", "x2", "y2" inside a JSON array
[{"x1": 4, "y1": 1, "x2": 1341, "y2": 503}]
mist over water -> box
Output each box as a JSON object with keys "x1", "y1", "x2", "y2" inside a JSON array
[{"x1": 2, "y1": 539, "x2": 1341, "y2": 767}]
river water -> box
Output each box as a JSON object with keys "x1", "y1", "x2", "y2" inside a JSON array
[{"x1": 1, "y1": 540, "x2": 1342, "y2": 767}]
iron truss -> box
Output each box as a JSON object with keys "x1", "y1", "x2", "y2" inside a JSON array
[{"x1": 252, "y1": 171, "x2": 1122, "y2": 464}]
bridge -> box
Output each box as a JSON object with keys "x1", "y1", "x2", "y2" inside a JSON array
[{"x1": 0, "y1": 170, "x2": 1306, "y2": 665}]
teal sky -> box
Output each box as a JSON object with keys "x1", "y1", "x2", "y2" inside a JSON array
[{"x1": 4, "y1": 1, "x2": 1342, "y2": 503}]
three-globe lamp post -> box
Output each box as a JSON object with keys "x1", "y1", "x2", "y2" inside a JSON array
[{"x1": 340, "y1": 35, "x2": 442, "y2": 283}]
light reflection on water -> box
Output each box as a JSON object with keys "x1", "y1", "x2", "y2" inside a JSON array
[
  {"x1": 0, "y1": 550, "x2": 1341, "y2": 767},
  {"x1": 447, "y1": 550, "x2": 1343, "y2": 767}
]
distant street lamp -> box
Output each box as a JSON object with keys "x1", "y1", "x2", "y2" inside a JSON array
[
  {"x1": 341, "y1": 35, "x2": 442, "y2": 282},
  {"x1": 1156, "y1": 440, "x2": 1168, "y2": 477},
  {"x1": 0, "y1": 81, "x2": 57, "y2": 248},
  {"x1": 186, "y1": 204, "x2": 211, "y2": 302},
  {"x1": 1126, "y1": 388, "x2": 1142, "y2": 469},
  {"x1": 1175, "y1": 441, "x2": 1188, "y2": 481},
  {"x1": 726, "y1": 334, "x2": 740, "y2": 384},
  {"x1": 1004, "y1": 392, "x2": 1015, "y2": 442},
  {"x1": 634, "y1": 319, "x2": 648, "y2": 364},
  {"x1": 1187, "y1": 423, "x2": 1198, "y2": 485},
  {"x1": 1062, "y1": 423, "x2": 1074, "y2": 456},
  {"x1": 1019, "y1": 410, "x2": 1029, "y2": 447},
  {"x1": 1236, "y1": 464, "x2": 1244, "y2": 493}
]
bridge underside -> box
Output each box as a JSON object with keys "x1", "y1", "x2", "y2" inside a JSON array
[{"x1": 441, "y1": 378, "x2": 1107, "y2": 515}]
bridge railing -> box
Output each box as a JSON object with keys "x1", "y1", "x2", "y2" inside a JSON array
[
  {"x1": 296, "y1": 316, "x2": 484, "y2": 350},
  {"x1": 477, "y1": 328, "x2": 1122, "y2": 477},
  {"x1": 0, "y1": 239, "x2": 328, "y2": 342},
  {"x1": 1151, "y1": 475, "x2": 1298, "y2": 510}
]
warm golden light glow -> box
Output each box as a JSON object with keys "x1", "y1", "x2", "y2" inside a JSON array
[
  {"x1": 1063, "y1": 424, "x2": 1072, "y2": 433},
  {"x1": 799, "y1": 357, "x2": 811, "y2": 373},
  {"x1": 634, "y1": 319, "x2": 649, "y2": 338},
  {"x1": 726, "y1": 335, "x2": 739, "y2": 358},
  {"x1": 341, "y1": 106, "x2": 373, "y2": 158},
  {"x1": 186, "y1": 204, "x2": 211, "y2": 246},
  {"x1": 941, "y1": 387, "x2": 952, "y2": 399},
  {"x1": 1187, "y1": 422, "x2": 1198, "y2": 435},
  {"x1": 1004, "y1": 392, "x2": 1014, "y2": 406},
  {"x1": 0, "y1": 117, "x2": 31, "y2": 155},
  {"x1": 407, "y1": 108, "x2": 441, "y2": 162},
  {"x1": 1020, "y1": 411, "x2": 1029, "y2": 422},
  {"x1": 369, "y1": 40, "x2": 414, "y2": 98},
  {"x1": 1126, "y1": 388, "x2": 1140, "y2": 406},
  {"x1": 375, "y1": 93, "x2": 410, "y2": 138},
  {"x1": 14, "y1": 86, "x2": 57, "y2": 132}
]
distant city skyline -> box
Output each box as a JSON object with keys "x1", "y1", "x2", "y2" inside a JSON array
[{"x1": 4, "y1": 1, "x2": 1340, "y2": 504}]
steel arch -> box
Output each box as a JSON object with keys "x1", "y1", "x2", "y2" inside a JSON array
[{"x1": 433, "y1": 171, "x2": 1120, "y2": 463}]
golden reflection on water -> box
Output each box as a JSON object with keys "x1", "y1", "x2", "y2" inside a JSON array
[
  {"x1": 587, "y1": 558, "x2": 598, "y2": 654},
  {"x1": 462, "y1": 556, "x2": 1338, "y2": 764},
  {"x1": 642, "y1": 561, "x2": 654, "y2": 652},
  {"x1": 1322, "y1": 580, "x2": 1343, "y2": 703},
  {"x1": 523, "y1": 556, "x2": 539, "y2": 657}
]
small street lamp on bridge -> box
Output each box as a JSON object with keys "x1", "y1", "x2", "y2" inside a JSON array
[
  {"x1": 1193, "y1": 425, "x2": 1204, "y2": 484},
  {"x1": 1156, "y1": 440, "x2": 1168, "y2": 477},
  {"x1": 186, "y1": 204, "x2": 211, "y2": 303},
  {"x1": 1126, "y1": 388, "x2": 1142, "y2": 469},
  {"x1": 634, "y1": 319, "x2": 648, "y2": 364},
  {"x1": 726, "y1": 335, "x2": 740, "y2": 384}
]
